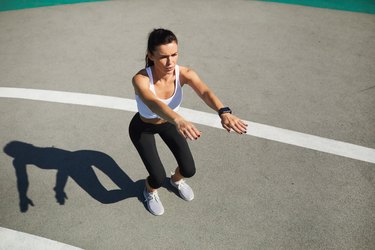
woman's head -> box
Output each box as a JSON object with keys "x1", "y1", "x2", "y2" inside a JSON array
[{"x1": 145, "y1": 28, "x2": 178, "y2": 68}]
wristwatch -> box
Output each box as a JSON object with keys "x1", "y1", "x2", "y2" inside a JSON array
[{"x1": 218, "y1": 107, "x2": 232, "y2": 116}]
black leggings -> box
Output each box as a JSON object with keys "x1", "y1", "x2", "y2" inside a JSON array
[{"x1": 129, "y1": 113, "x2": 196, "y2": 189}]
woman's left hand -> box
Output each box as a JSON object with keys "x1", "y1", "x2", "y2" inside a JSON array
[{"x1": 220, "y1": 113, "x2": 248, "y2": 134}]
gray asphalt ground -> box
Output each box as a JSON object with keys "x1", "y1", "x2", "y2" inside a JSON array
[{"x1": 1, "y1": 0, "x2": 374, "y2": 249}]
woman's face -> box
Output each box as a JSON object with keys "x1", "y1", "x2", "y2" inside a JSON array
[{"x1": 149, "y1": 41, "x2": 178, "y2": 74}]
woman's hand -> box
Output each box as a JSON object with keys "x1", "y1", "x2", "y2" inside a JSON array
[
  {"x1": 220, "y1": 113, "x2": 248, "y2": 134},
  {"x1": 19, "y1": 196, "x2": 34, "y2": 213},
  {"x1": 174, "y1": 117, "x2": 202, "y2": 140}
]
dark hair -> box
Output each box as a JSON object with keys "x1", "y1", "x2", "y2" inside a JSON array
[{"x1": 145, "y1": 28, "x2": 178, "y2": 67}]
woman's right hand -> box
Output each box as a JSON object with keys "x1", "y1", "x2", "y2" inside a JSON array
[
  {"x1": 20, "y1": 196, "x2": 34, "y2": 213},
  {"x1": 174, "y1": 117, "x2": 201, "y2": 140}
]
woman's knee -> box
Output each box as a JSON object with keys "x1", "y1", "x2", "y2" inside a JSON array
[{"x1": 179, "y1": 163, "x2": 196, "y2": 178}]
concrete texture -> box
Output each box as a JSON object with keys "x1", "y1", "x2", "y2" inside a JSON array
[{"x1": 0, "y1": 0, "x2": 374, "y2": 249}]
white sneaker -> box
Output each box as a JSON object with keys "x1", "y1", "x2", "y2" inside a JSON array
[
  {"x1": 143, "y1": 188, "x2": 164, "y2": 216},
  {"x1": 170, "y1": 178, "x2": 194, "y2": 201}
]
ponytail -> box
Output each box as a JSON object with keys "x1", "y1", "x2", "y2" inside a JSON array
[{"x1": 145, "y1": 55, "x2": 154, "y2": 68}]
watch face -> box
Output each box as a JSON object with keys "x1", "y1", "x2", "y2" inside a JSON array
[{"x1": 219, "y1": 107, "x2": 232, "y2": 115}]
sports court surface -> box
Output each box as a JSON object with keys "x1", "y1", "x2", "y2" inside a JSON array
[{"x1": 0, "y1": 0, "x2": 374, "y2": 249}]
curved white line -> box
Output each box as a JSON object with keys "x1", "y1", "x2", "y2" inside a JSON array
[
  {"x1": 0, "y1": 227, "x2": 83, "y2": 250},
  {"x1": 0, "y1": 87, "x2": 374, "y2": 164}
]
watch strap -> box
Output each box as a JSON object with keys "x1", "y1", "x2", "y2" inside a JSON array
[{"x1": 218, "y1": 107, "x2": 232, "y2": 116}]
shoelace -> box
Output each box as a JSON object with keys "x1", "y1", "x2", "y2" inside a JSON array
[
  {"x1": 174, "y1": 179, "x2": 186, "y2": 190},
  {"x1": 170, "y1": 172, "x2": 187, "y2": 191},
  {"x1": 145, "y1": 191, "x2": 160, "y2": 203}
]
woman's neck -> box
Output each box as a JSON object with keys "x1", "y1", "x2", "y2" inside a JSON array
[{"x1": 152, "y1": 65, "x2": 175, "y2": 82}]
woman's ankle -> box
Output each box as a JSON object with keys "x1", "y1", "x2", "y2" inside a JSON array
[
  {"x1": 146, "y1": 178, "x2": 157, "y2": 192},
  {"x1": 171, "y1": 168, "x2": 183, "y2": 182}
]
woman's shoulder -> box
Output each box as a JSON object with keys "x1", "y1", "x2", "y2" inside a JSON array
[
  {"x1": 178, "y1": 65, "x2": 199, "y2": 83},
  {"x1": 132, "y1": 69, "x2": 152, "y2": 94},
  {"x1": 134, "y1": 68, "x2": 148, "y2": 78},
  {"x1": 132, "y1": 68, "x2": 149, "y2": 83},
  {"x1": 178, "y1": 65, "x2": 197, "y2": 78},
  {"x1": 178, "y1": 65, "x2": 193, "y2": 73}
]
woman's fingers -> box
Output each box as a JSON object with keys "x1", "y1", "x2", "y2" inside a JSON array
[
  {"x1": 184, "y1": 130, "x2": 196, "y2": 140},
  {"x1": 221, "y1": 114, "x2": 248, "y2": 134},
  {"x1": 183, "y1": 127, "x2": 201, "y2": 140},
  {"x1": 187, "y1": 126, "x2": 201, "y2": 140},
  {"x1": 234, "y1": 120, "x2": 248, "y2": 134},
  {"x1": 222, "y1": 123, "x2": 231, "y2": 132},
  {"x1": 231, "y1": 123, "x2": 245, "y2": 134},
  {"x1": 176, "y1": 119, "x2": 201, "y2": 140}
]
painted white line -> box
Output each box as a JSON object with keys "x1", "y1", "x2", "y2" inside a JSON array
[
  {"x1": 0, "y1": 227, "x2": 83, "y2": 250},
  {"x1": 0, "y1": 87, "x2": 374, "y2": 164},
  {"x1": 0, "y1": 87, "x2": 138, "y2": 112}
]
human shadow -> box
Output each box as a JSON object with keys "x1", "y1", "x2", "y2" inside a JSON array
[{"x1": 3, "y1": 141, "x2": 144, "y2": 212}]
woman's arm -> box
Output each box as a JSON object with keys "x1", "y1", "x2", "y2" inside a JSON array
[
  {"x1": 13, "y1": 160, "x2": 34, "y2": 212},
  {"x1": 132, "y1": 71, "x2": 181, "y2": 123},
  {"x1": 181, "y1": 67, "x2": 248, "y2": 134},
  {"x1": 132, "y1": 71, "x2": 201, "y2": 140}
]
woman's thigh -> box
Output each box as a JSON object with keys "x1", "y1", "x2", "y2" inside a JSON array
[
  {"x1": 159, "y1": 125, "x2": 195, "y2": 177},
  {"x1": 129, "y1": 114, "x2": 166, "y2": 188}
]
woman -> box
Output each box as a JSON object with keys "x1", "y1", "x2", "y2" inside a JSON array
[{"x1": 129, "y1": 28, "x2": 247, "y2": 215}]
